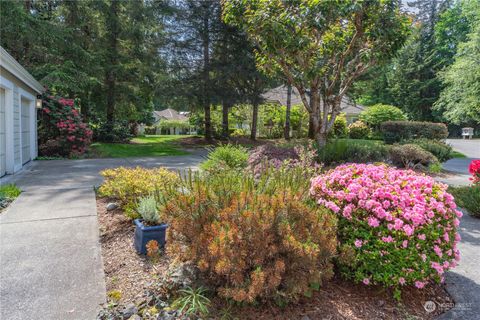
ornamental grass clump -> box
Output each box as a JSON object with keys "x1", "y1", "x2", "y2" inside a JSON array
[
  {"x1": 310, "y1": 163, "x2": 461, "y2": 299},
  {"x1": 98, "y1": 166, "x2": 179, "y2": 218},
  {"x1": 162, "y1": 169, "x2": 336, "y2": 304},
  {"x1": 200, "y1": 144, "x2": 248, "y2": 174}
]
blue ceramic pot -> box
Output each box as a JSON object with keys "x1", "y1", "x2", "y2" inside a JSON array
[{"x1": 133, "y1": 219, "x2": 168, "y2": 254}]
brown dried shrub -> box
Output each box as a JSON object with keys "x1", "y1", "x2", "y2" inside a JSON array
[{"x1": 162, "y1": 170, "x2": 336, "y2": 304}]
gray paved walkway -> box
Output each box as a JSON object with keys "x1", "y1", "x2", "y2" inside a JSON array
[
  {"x1": 436, "y1": 140, "x2": 480, "y2": 319},
  {"x1": 438, "y1": 214, "x2": 480, "y2": 320},
  {"x1": 0, "y1": 153, "x2": 204, "y2": 320}
]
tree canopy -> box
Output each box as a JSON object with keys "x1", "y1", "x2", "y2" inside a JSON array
[
  {"x1": 352, "y1": 0, "x2": 480, "y2": 128},
  {"x1": 223, "y1": 0, "x2": 410, "y2": 145}
]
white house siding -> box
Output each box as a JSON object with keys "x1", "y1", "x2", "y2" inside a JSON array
[
  {"x1": 21, "y1": 98, "x2": 31, "y2": 164},
  {"x1": 0, "y1": 49, "x2": 42, "y2": 175},
  {"x1": 0, "y1": 88, "x2": 5, "y2": 177},
  {"x1": 13, "y1": 85, "x2": 21, "y2": 166}
]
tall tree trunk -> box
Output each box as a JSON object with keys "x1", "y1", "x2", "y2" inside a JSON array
[
  {"x1": 310, "y1": 90, "x2": 327, "y2": 147},
  {"x1": 202, "y1": 5, "x2": 212, "y2": 141},
  {"x1": 23, "y1": 1, "x2": 32, "y2": 62},
  {"x1": 284, "y1": 83, "x2": 292, "y2": 140},
  {"x1": 250, "y1": 102, "x2": 258, "y2": 140},
  {"x1": 105, "y1": 71, "x2": 116, "y2": 123},
  {"x1": 105, "y1": 0, "x2": 119, "y2": 124},
  {"x1": 307, "y1": 93, "x2": 315, "y2": 139},
  {"x1": 308, "y1": 113, "x2": 315, "y2": 139},
  {"x1": 222, "y1": 101, "x2": 230, "y2": 140}
]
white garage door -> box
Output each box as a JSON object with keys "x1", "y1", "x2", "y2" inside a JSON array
[
  {"x1": 21, "y1": 99, "x2": 31, "y2": 165},
  {"x1": 0, "y1": 88, "x2": 5, "y2": 177}
]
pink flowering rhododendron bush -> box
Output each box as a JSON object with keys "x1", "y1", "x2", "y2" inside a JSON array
[
  {"x1": 38, "y1": 94, "x2": 92, "y2": 157},
  {"x1": 310, "y1": 163, "x2": 461, "y2": 298}
]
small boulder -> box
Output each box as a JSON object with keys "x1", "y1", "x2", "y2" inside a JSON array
[
  {"x1": 128, "y1": 315, "x2": 141, "y2": 320},
  {"x1": 106, "y1": 202, "x2": 119, "y2": 211},
  {"x1": 122, "y1": 303, "x2": 138, "y2": 319}
]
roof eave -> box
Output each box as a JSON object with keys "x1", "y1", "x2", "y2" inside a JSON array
[{"x1": 0, "y1": 46, "x2": 44, "y2": 94}]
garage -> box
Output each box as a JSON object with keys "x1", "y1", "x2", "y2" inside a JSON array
[
  {"x1": 0, "y1": 88, "x2": 5, "y2": 177},
  {"x1": 0, "y1": 46, "x2": 43, "y2": 177},
  {"x1": 21, "y1": 98, "x2": 31, "y2": 165}
]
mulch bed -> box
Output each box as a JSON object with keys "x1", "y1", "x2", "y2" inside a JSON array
[
  {"x1": 211, "y1": 279, "x2": 452, "y2": 320},
  {"x1": 97, "y1": 197, "x2": 170, "y2": 303},
  {"x1": 97, "y1": 197, "x2": 453, "y2": 319}
]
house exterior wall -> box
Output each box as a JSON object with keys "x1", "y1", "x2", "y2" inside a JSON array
[{"x1": 0, "y1": 66, "x2": 39, "y2": 174}]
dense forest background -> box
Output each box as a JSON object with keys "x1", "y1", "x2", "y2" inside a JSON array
[{"x1": 1, "y1": 0, "x2": 479, "y2": 136}]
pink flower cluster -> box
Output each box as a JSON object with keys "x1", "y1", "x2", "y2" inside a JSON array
[
  {"x1": 310, "y1": 163, "x2": 461, "y2": 289},
  {"x1": 469, "y1": 160, "x2": 480, "y2": 184},
  {"x1": 39, "y1": 95, "x2": 92, "y2": 157},
  {"x1": 58, "y1": 98, "x2": 74, "y2": 107}
]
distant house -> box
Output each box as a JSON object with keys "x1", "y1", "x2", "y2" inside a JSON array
[
  {"x1": 262, "y1": 85, "x2": 365, "y2": 123},
  {"x1": 152, "y1": 108, "x2": 193, "y2": 135}
]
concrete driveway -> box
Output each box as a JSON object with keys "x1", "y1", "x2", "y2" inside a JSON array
[
  {"x1": 436, "y1": 139, "x2": 480, "y2": 186},
  {"x1": 0, "y1": 153, "x2": 204, "y2": 320},
  {"x1": 443, "y1": 139, "x2": 480, "y2": 175},
  {"x1": 437, "y1": 139, "x2": 480, "y2": 319}
]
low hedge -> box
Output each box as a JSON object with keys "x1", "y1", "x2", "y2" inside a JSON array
[
  {"x1": 405, "y1": 139, "x2": 453, "y2": 162},
  {"x1": 388, "y1": 144, "x2": 438, "y2": 169},
  {"x1": 317, "y1": 139, "x2": 388, "y2": 165},
  {"x1": 381, "y1": 121, "x2": 448, "y2": 143}
]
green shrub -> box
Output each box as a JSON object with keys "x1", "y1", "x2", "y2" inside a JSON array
[
  {"x1": 200, "y1": 145, "x2": 248, "y2": 173},
  {"x1": 359, "y1": 104, "x2": 406, "y2": 130},
  {"x1": 317, "y1": 139, "x2": 388, "y2": 165},
  {"x1": 328, "y1": 114, "x2": 348, "y2": 139},
  {"x1": 162, "y1": 168, "x2": 336, "y2": 304},
  {"x1": 388, "y1": 144, "x2": 438, "y2": 169},
  {"x1": 428, "y1": 162, "x2": 443, "y2": 173},
  {"x1": 144, "y1": 126, "x2": 157, "y2": 135},
  {"x1": 348, "y1": 121, "x2": 371, "y2": 139},
  {"x1": 448, "y1": 185, "x2": 480, "y2": 217},
  {"x1": 231, "y1": 128, "x2": 248, "y2": 137},
  {"x1": 137, "y1": 195, "x2": 160, "y2": 225},
  {"x1": 381, "y1": 121, "x2": 449, "y2": 144},
  {"x1": 406, "y1": 139, "x2": 453, "y2": 162},
  {"x1": 98, "y1": 166, "x2": 179, "y2": 218},
  {"x1": 0, "y1": 184, "x2": 21, "y2": 199},
  {"x1": 157, "y1": 119, "x2": 190, "y2": 130},
  {"x1": 91, "y1": 120, "x2": 132, "y2": 143}
]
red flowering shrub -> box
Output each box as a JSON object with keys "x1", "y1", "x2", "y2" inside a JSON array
[
  {"x1": 469, "y1": 160, "x2": 480, "y2": 185},
  {"x1": 38, "y1": 95, "x2": 92, "y2": 157}
]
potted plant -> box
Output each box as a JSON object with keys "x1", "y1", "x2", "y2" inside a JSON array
[{"x1": 134, "y1": 195, "x2": 168, "y2": 254}]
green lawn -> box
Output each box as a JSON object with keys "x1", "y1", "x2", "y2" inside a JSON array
[
  {"x1": 451, "y1": 150, "x2": 467, "y2": 158},
  {"x1": 90, "y1": 135, "x2": 191, "y2": 158}
]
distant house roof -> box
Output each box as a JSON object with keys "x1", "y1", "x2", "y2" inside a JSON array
[
  {"x1": 262, "y1": 85, "x2": 365, "y2": 115},
  {"x1": 153, "y1": 108, "x2": 188, "y2": 121}
]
